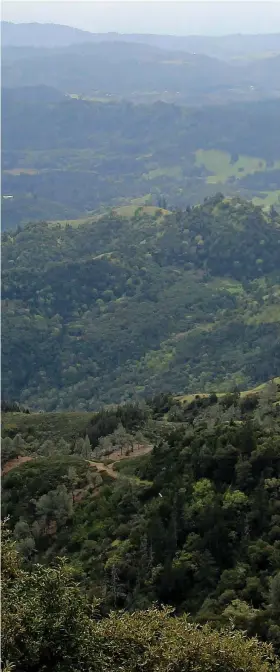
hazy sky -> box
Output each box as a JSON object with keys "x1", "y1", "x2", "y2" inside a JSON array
[{"x1": 2, "y1": 1, "x2": 280, "y2": 36}]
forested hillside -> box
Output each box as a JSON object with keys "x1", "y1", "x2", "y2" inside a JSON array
[
  {"x1": 3, "y1": 39, "x2": 280, "y2": 103},
  {"x1": 2, "y1": 195, "x2": 280, "y2": 409},
  {"x1": 3, "y1": 531, "x2": 279, "y2": 672},
  {"x1": 2, "y1": 382, "x2": 280, "y2": 663},
  {"x1": 2, "y1": 94, "x2": 280, "y2": 229}
]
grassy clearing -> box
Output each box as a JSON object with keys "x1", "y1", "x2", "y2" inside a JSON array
[
  {"x1": 2, "y1": 411, "x2": 90, "y2": 444},
  {"x1": 144, "y1": 166, "x2": 182, "y2": 180},
  {"x1": 113, "y1": 204, "x2": 170, "y2": 218},
  {"x1": 67, "y1": 93, "x2": 116, "y2": 103},
  {"x1": 206, "y1": 278, "x2": 244, "y2": 295},
  {"x1": 178, "y1": 377, "x2": 280, "y2": 404},
  {"x1": 48, "y1": 204, "x2": 171, "y2": 228},
  {"x1": 240, "y1": 377, "x2": 280, "y2": 398},
  {"x1": 244, "y1": 305, "x2": 280, "y2": 325},
  {"x1": 231, "y1": 51, "x2": 280, "y2": 63},
  {"x1": 252, "y1": 190, "x2": 280, "y2": 207},
  {"x1": 195, "y1": 149, "x2": 280, "y2": 184}
]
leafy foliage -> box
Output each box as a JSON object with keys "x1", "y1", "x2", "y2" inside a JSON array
[
  {"x1": 2, "y1": 388, "x2": 280, "y2": 653},
  {"x1": 2, "y1": 527, "x2": 279, "y2": 672},
  {"x1": 2, "y1": 195, "x2": 280, "y2": 409}
]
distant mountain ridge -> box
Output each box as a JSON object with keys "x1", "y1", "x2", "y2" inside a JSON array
[
  {"x1": 1, "y1": 21, "x2": 97, "y2": 48},
  {"x1": 2, "y1": 21, "x2": 280, "y2": 59}
]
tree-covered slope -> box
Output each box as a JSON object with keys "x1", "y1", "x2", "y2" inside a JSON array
[
  {"x1": 2, "y1": 195, "x2": 280, "y2": 409},
  {"x1": 2, "y1": 95, "x2": 280, "y2": 229},
  {"x1": 2, "y1": 384, "x2": 280, "y2": 657},
  {"x1": 4, "y1": 527, "x2": 279, "y2": 672}
]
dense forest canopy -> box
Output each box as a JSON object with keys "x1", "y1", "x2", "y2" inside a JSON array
[
  {"x1": 3, "y1": 526, "x2": 279, "y2": 671},
  {"x1": 2, "y1": 195, "x2": 280, "y2": 410},
  {"x1": 2, "y1": 383, "x2": 280, "y2": 667}
]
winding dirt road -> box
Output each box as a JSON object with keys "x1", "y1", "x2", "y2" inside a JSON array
[
  {"x1": 88, "y1": 444, "x2": 153, "y2": 479},
  {"x1": 2, "y1": 444, "x2": 153, "y2": 479}
]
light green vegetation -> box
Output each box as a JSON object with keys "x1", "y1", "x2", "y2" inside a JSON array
[
  {"x1": 68, "y1": 93, "x2": 117, "y2": 103},
  {"x1": 241, "y1": 376, "x2": 280, "y2": 394},
  {"x1": 3, "y1": 96, "x2": 280, "y2": 230},
  {"x1": 195, "y1": 149, "x2": 280, "y2": 184},
  {"x1": 144, "y1": 166, "x2": 182, "y2": 180},
  {"x1": 177, "y1": 377, "x2": 280, "y2": 404},
  {"x1": 244, "y1": 305, "x2": 280, "y2": 325},
  {"x1": 206, "y1": 278, "x2": 244, "y2": 295},
  {"x1": 231, "y1": 51, "x2": 280, "y2": 63},
  {"x1": 48, "y1": 203, "x2": 170, "y2": 228},
  {"x1": 3, "y1": 196, "x2": 280, "y2": 409},
  {"x1": 2, "y1": 411, "x2": 90, "y2": 445},
  {"x1": 253, "y1": 190, "x2": 280, "y2": 207}
]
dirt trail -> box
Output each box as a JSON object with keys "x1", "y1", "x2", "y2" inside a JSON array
[
  {"x1": 2, "y1": 455, "x2": 33, "y2": 475},
  {"x1": 89, "y1": 443, "x2": 153, "y2": 479},
  {"x1": 2, "y1": 444, "x2": 153, "y2": 480}
]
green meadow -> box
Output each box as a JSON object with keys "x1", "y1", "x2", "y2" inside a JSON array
[{"x1": 195, "y1": 149, "x2": 280, "y2": 184}]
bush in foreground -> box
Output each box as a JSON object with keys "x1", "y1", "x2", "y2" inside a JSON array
[{"x1": 2, "y1": 528, "x2": 279, "y2": 672}]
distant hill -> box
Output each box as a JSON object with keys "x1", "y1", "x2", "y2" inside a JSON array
[
  {"x1": 2, "y1": 32, "x2": 280, "y2": 113},
  {"x1": 1, "y1": 21, "x2": 98, "y2": 47},
  {"x1": 2, "y1": 96, "x2": 280, "y2": 229},
  {"x1": 2, "y1": 195, "x2": 280, "y2": 410},
  {"x1": 1, "y1": 85, "x2": 64, "y2": 104},
  {"x1": 2, "y1": 21, "x2": 280, "y2": 59},
  {"x1": 2, "y1": 40, "x2": 241, "y2": 97}
]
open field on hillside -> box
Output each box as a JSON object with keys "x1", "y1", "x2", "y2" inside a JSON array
[
  {"x1": 177, "y1": 377, "x2": 280, "y2": 403},
  {"x1": 2, "y1": 411, "x2": 90, "y2": 444},
  {"x1": 48, "y1": 204, "x2": 171, "y2": 228},
  {"x1": 195, "y1": 149, "x2": 280, "y2": 184},
  {"x1": 3, "y1": 378, "x2": 280, "y2": 446},
  {"x1": 252, "y1": 190, "x2": 280, "y2": 207}
]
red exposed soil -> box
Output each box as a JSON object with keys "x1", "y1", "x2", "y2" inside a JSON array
[
  {"x1": 1, "y1": 444, "x2": 153, "y2": 482},
  {"x1": 2, "y1": 455, "x2": 34, "y2": 475},
  {"x1": 89, "y1": 443, "x2": 152, "y2": 479}
]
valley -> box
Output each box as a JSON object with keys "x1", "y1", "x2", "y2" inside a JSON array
[
  {"x1": 2, "y1": 18, "x2": 280, "y2": 672},
  {"x1": 2, "y1": 93, "x2": 280, "y2": 229}
]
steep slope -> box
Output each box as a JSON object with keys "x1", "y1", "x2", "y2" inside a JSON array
[
  {"x1": 2, "y1": 195, "x2": 280, "y2": 409},
  {"x1": 2, "y1": 385, "x2": 280, "y2": 654}
]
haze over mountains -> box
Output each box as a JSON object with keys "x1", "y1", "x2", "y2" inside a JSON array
[
  {"x1": 2, "y1": 21, "x2": 280, "y2": 431},
  {"x1": 2, "y1": 19, "x2": 280, "y2": 671},
  {"x1": 2, "y1": 20, "x2": 280, "y2": 58},
  {"x1": 2, "y1": 22, "x2": 280, "y2": 100},
  {"x1": 2, "y1": 21, "x2": 280, "y2": 230}
]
